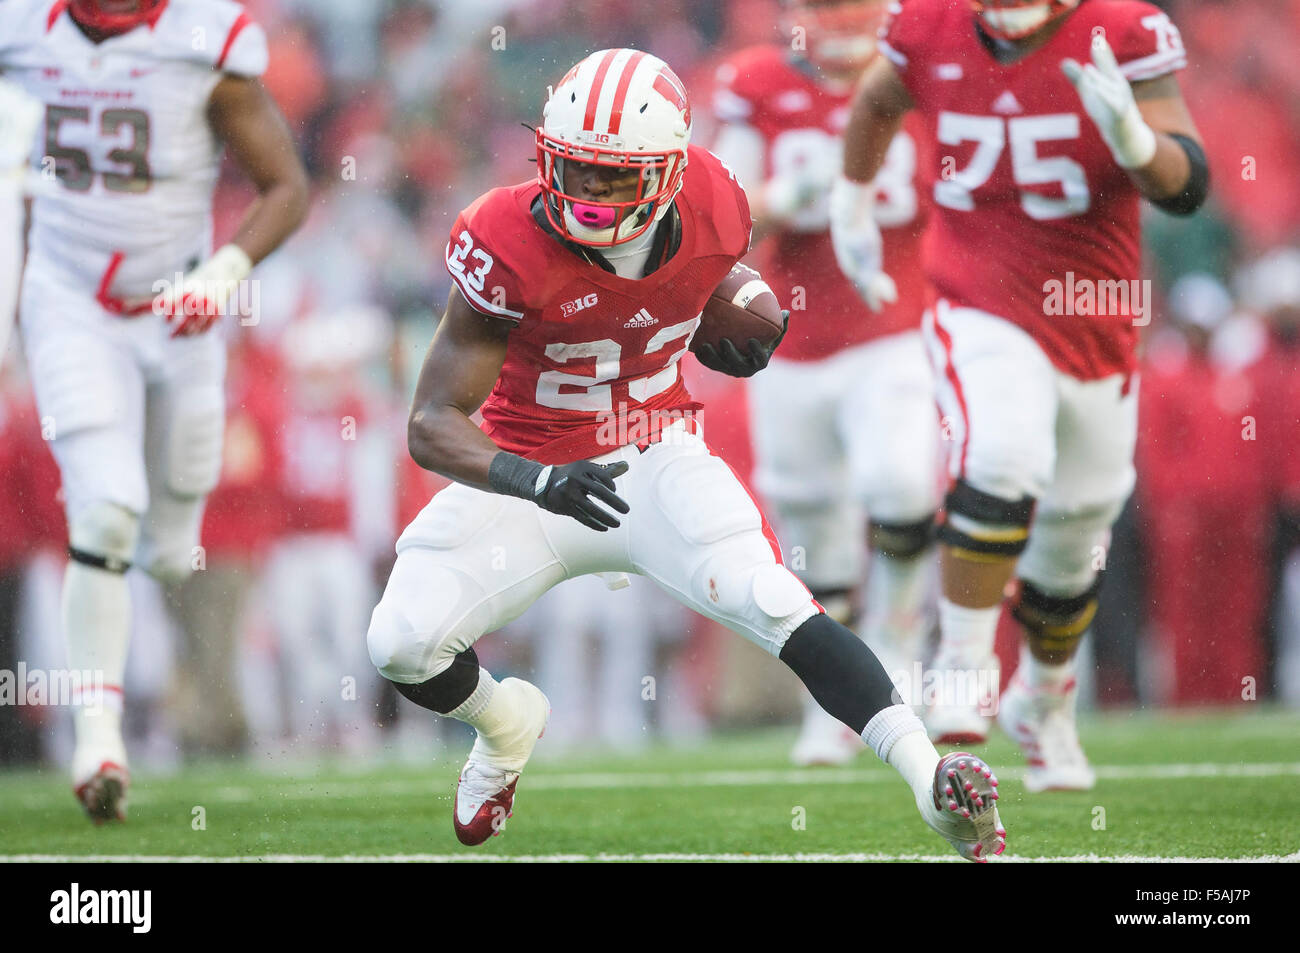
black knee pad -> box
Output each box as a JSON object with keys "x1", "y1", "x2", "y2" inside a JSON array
[
  {"x1": 1011, "y1": 578, "x2": 1100, "y2": 657},
  {"x1": 937, "y1": 480, "x2": 1035, "y2": 561},
  {"x1": 808, "y1": 587, "x2": 856, "y2": 625},
  {"x1": 869, "y1": 514, "x2": 936, "y2": 560},
  {"x1": 390, "y1": 647, "x2": 481, "y2": 714}
]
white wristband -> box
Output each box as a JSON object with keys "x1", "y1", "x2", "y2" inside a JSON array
[{"x1": 829, "y1": 175, "x2": 878, "y2": 228}]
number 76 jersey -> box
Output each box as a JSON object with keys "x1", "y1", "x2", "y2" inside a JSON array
[
  {"x1": 880, "y1": 0, "x2": 1188, "y2": 380},
  {"x1": 0, "y1": 0, "x2": 268, "y2": 299}
]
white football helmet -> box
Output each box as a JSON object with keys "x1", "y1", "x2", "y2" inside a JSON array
[{"x1": 537, "y1": 49, "x2": 692, "y2": 247}]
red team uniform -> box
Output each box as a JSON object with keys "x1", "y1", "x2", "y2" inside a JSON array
[
  {"x1": 712, "y1": 30, "x2": 942, "y2": 766},
  {"x1": 369, "y1": 89, "x2": 824, "y2": 728},
  {"x1": 715, "y1": 45, "x2": 931, "y2": 358},
  {"x1": 368, "y1": 47, "x2": 1005, "y2": 859},
  {"x1": 866, "y1": 0, "x2": 1193, "y2": 785},
  {"x1": 881, "y1": 0, "x2": 1186, "y2": 379},
  {"x1": 443, "y1": 145, "x2": 750, "y2": 464}
]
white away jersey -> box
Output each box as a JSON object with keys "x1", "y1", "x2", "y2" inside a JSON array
[{"x1": 0, "y1": 0, "x2": 267, "y2": 298}]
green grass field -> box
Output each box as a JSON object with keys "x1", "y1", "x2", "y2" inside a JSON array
[{"x1": 1, "y1": 708, "x2": 1297, "y2": 862}]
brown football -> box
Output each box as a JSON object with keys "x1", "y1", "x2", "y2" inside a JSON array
[{"x1": 691, "y1": 262, "x2": 784, "y2": 355}]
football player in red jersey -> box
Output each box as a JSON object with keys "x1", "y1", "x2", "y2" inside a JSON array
[
  {"x1": 834, "y1": 0, "x2": 1207, "y2": 789},
  {"x1": 368, "y1": 49, "x2": 1006, "y2": 860},
  {"x1": 713, "y1": 0, "x2": 941, "y2": 767}
]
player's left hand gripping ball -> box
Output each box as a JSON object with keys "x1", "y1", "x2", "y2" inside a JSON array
[
  {"x1": 1061, "y1": 34, "x2": 1157, "y2": 169},
  {"x1": 155, "y1": 244, "x2": 253, "y2": 337},
  {"x1": 694, "y1": 310, "x2": 788, "y2": 378}
]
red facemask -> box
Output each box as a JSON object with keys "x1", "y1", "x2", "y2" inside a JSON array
[
  {"x1": 970, "y1": 0, "x2": 1079, "y2": 41},
  {"x1": 68, "y1": 0, "x2": 168, "y2": 37}
]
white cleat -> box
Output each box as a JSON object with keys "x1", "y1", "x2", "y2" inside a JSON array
[
  {"x1": 453, "y1": 678, "x2": 549, "y2": 846},
  {"x1": 790, "y1": 703, "x2": 862, "y2": 767},
  {"x1": 72, "y1": 742, "x2": 130, "y2": 824},
  {"x1": 997, "y1": 672, "x2": 1096, "y2": 792},
  {"x1": 918, "y1": 751, "x2": 1006, "y2": 862},
  {"x1": 924, "y1": 651, "x2": 999, "y2": 745}
]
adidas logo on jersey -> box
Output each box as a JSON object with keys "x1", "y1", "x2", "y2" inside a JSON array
[
  {"x1": 623, "y1": 308, "x2": 658, "y2": 328},
  {"x1": 992, "y1": 90, "x2": 1023, "y2": 115}
]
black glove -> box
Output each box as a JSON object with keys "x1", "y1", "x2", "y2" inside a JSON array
[
  {"x1": 489, "y1": 453, "x2": 630, "y2": 532},
  {"x1": 694, "y1": 310, "x2": 789, "y2": 378}
]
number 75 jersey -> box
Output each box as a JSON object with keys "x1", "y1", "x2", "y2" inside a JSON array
[
  {"x1": 0, "y1": 0, "x2": 268, "y2": 298},
  {"x1": 880, "y1": 0, "x2": 1188, "y2": 380}
]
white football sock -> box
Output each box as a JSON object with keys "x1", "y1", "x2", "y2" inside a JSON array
[
  {"x1": 936, "y1": 597, "x2": 1001, "y2": 661},
  {"x1": 863, "y1": 704, "x2": 939, "y2": 803},
  {"x1": 63, "y1": 562, "x2": 131, "y2": 762},
  {"x1": 863, "y1": 551, "x2": 932, "y2": 648},
  {"x1": 1019, "y1": 644, "x2": 1075, "y2": 691},
  {"x1": 449, "y1": 669, "x2": 546, "y2": 771}
]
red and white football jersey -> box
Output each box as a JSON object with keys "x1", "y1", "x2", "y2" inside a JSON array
[
  {"x1": 445, "y1": 144, "x2": 752, "y2": 465},
  {"x1": 881, "y1": 0, "x2": 1188, "y2": 379},
  {"x1": 0, "y1": 0, "x2": 267, "y2": 299},
  {"x1": 714, "y1": 46, "x2": 931, "y2": 361}
]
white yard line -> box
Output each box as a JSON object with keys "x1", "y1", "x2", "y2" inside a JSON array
[
  {"x1": 8, "y1": 761, "x2": 1300, "y2": 810},
  {"x1": 195, "y1": 760, "x2": 1300, "y2": 803},
  {"x1": 1, "y1": 852, "x2": 1296, "y2": 863}
]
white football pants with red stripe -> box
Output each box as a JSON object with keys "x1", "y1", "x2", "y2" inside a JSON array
[
  {"x1": 922, "y1": 300, "x2": 1138, "y2": 594},
  {"x1": 368, "y1": 422, "x2": 820, "y2": 685}
]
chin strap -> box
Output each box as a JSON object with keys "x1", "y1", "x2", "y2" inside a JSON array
[{"x1": 530, "y1": 193, "x2": 681, "y2": 275}]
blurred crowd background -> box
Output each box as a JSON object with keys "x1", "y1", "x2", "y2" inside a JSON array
[{"x1": 2, "y1": 0, "x2": 1299, "y2": 769}]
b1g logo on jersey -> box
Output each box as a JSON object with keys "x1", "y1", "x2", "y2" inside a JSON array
[{"x1": 561, "y1": 293, "x2": 599, "y2": 317}]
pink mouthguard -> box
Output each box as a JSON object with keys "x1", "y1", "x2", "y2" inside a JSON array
[{"x1": 571, "y1": 202, "x2": 617, "y2": 228}]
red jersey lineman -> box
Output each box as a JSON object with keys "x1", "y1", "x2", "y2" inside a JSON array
[
  {"x1": 367, "y1": 48, "x2": 1005, "y2": 861},
  {"x1": 711, "y1": 0, "x2": 942, "y2": 769},
  {"x1": 834, "y1": 0, "x2": 1207, "y2": 789}
]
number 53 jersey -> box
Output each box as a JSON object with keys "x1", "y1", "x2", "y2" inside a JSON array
[
  {"x1": 444, "y1": 145, "x2": 753, "y2": 466},
  {"x1": 880, "y1": 0, "x2": 1187, "y2": 380},
  {"x1": 0, "y1": 0, "x2": 268, "y2": 299}
]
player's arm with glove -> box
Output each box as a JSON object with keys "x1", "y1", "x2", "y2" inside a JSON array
[
  {"x1": 1062, "y1": 34, "x2": 1208, "y2": 215},
  {"x1": 832, "y1": 54, "x2": 913, "y2": 311},
  {"x1": 407, "y1": 288, "x2": 631, "y2": 532},
  {"x1": 155, "y1": 75, "x2": 310, "y2": 336},
  {"x1": 694, "y1": 309, "x2": 789, "y2": 378}
]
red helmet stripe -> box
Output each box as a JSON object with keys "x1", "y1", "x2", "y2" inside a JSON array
[
  {"x1": 582, "y1": 49, "x2": 621, "y2": 132},
  {"x1": 606, "y1": 50, "x2": 647, "y2": 135},
  {"x1": 47, "y1": 0, "x2": 69, "y2": 32},
  {"x1": 216, "y1": 10, "x2": 252, "y2": 70}
]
